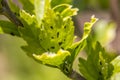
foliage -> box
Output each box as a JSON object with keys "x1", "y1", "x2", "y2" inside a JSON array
[
  {"x1": 111, "y1": 56, "x2": 120, "y2": 80},
  {"x1": 79, "y1": 40, "x2": 115, "y2": 80},
  {"x1": 0, "y1": 0, "x2": 120, "y2": 80}
]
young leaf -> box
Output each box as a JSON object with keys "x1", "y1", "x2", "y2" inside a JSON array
[
  {"x1": 34, "y1": 0, "x2": 46, "y2": 24},
  {"x1": 8, "y1": 0, "x2": 20, "y2": 15},
  {"x1": 18, "y1": 3, "x2": 78, "y2": 67},
  {"x1": 39, "y1": 6, "x2": 75, "y2": 53},
  {"x1": 59, "y1": 16, "x2": 98, "y2": 75},
  {"x1": 33, "y1": 49, "x2": 70, "y2": 67},
  {"x1": 51, "y1": 0, "x2": 72, "y2": 8},
  {"x1": 67, "y1": 15, "x2": 98, "y2": 64},
  {"x1": 0, "y1": 20, "x2": 20, "y2": 36},
  {"x1": 53, "y1": 4, "x2": 70, "y2": 13},
  {"x1": 79, "y1": 42, "x2": 100, "y2": 80},
  {"x1": 19, "y1": 0, "x2": 34, "y2": 14},
  {"x1": 19, "y1": 10, "x2": 45, "y2": 56},
  {"x1": 61, "y1": 6, "x2": 78, "y2": 19},
  {"x1": 53, "y1": 4, "x2": 78, "y2": 19},
  {"x1": 79, "y1": 42, "x2": 114, "y2": 80},
  {"x1": 110, "y1": 56, "x2": 120, "y2": 80}
]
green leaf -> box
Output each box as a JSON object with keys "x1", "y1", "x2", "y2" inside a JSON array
[
  {"x1": 99, "y1": 52, "x2": 114, "y2": 80},
  {"x1": 53, "y1": 4, "x2": 78, "y2": 19},
  {"x1": 34, "y1": 0, "x2": 45, "y2": 24},
  {"x1": 67, "y1": 15, "x2": 98, "y2": 64},
  {"x1": 110, "y1": 56, "x2": 120, "y2": 80},
  {"x1": 39, "y1": 7, "x2": 75, "y2": 53},
  {"x1": 61, "y1": 7, "x2": 78, "y2": 19},
  {"x1": 8, "y1": 0, "x2": 20, "y2": 14},
  {"x1": 79, "y1": 42, "x2": 114, "y2": 80},
  {"x1": 72, "y1": 0, "x2": 86, "y2": 12},
  {"x1": 19, "y1": 0, "x2": 34, "y2": 14},
  {"x1": 33, "y1": 49, "x2": 70, "y2": 67},
  {"x1": 79, "y1": 58, "x2": 97, "y2": 80},
  {"x1": 0, "y1": 20, "x2": 20, "y2": 36},
  {"x1": 18, "y1": 2, "x2": 79, "y2": 67},
  {"x1": 79, "y1": 42, "x2": 100, "y2": 80},
  {"x1": 53, "y1": 4, "x2": 70, "y2": 13},
  {"x1": 51, "y1": 0, "x2": 72, "y2": 8},
  {"x1": 82, "y1": 15, "x2": 98, "y2": 40},
  {"x1": 59, "y1": 16, "x2": 98, "y2": 75},
  {"x1": 32, "y1": 3, "x2": 78, "y2": 67},
  {"x1": 19, "y1": 10, "x2": 45, "y2": 56}
]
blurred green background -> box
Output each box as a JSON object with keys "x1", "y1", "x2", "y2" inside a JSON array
[{"x1": 0, "y1": 34, "x2": 70, "y2": 80}]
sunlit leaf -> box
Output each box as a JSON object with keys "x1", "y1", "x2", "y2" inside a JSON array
[
  {"x1": 19, "y1": 10, "x2": 45, "y2": 56},
  {"x1": 39, "y1": 6, "x2": 76, "y2": 53},
  {"x1": 33, "y1": 49, "x2": 70, "y2": 66},
  {"x1": 67, "y1": 15, "x2": 98, "y2": 64},
  {"x1": 110, "y1": 56, "x2": 120, "y2": 80},
  {"x1": 34, "y1": 0, "x2": 45, "y2": 24},
  {"x1": 51, "y1": 0, "x2": 72, "y2": 8},
  {"x1": 18, "y1": 2, "x2": 77, "y2": 67},
  {"x1": 53, "y1": 4, "x2": 78, "y2": 19}
]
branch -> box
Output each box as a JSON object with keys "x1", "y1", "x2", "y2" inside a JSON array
[
  {"x1": 110, "y1": 0, "x2": 120, "y2": 52},
  {"x1": 69, "y1": 70, "x2": 85, "y2": 80},
  {"x1": 73, "y1": 16, "x2": 83, "y2": 38},
  {"x1": 0, "y1": 0, "x2": 23, "y2": 27},
  {"x1": 110, "y1": 0, "x2": 120, "y2": 29}
]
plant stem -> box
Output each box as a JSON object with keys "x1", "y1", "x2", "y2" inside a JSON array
[
  {"x1": 110, "y1": 0, "x2": 120, "y2": 53},
  {"x1": 69, "y1": 70, "x2": 85, "y2": 80},
  {"x1": 0, "y1": 0, "x2": 23, "y2": 27}
]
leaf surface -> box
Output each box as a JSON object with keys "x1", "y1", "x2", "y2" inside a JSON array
[
  {"x1": 79, "y1": 42, "x2": 114, "y2": 80},
  {"x1": 33, "y1": 49, "x2": 70, "y2": 67},
  {"x1": 19, "y1": 0, "x2": 34, "y2": 14},
  {"x1": 19, "y1": 10, "x2": 45, "y2": 56},
  {"x1": 110, "y1": 56, "x2": 120, "y2": 80},
  {"x1": 0, "y1": 20, "x2": 20, "y2": 36},
  {"x1": 67, "y1": 16, "x2": 98, "y2": 63}
]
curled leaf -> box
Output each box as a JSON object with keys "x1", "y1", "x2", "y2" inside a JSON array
[
  {"x1": 67, "y1": 15, "x2": 98, "y2": 63},
  {"x1": 110, "y1": 56, "x2": 120, "y2": 80},
  {"x1": 33, "y1": 49, "x2": 70, "y2": 66}
]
